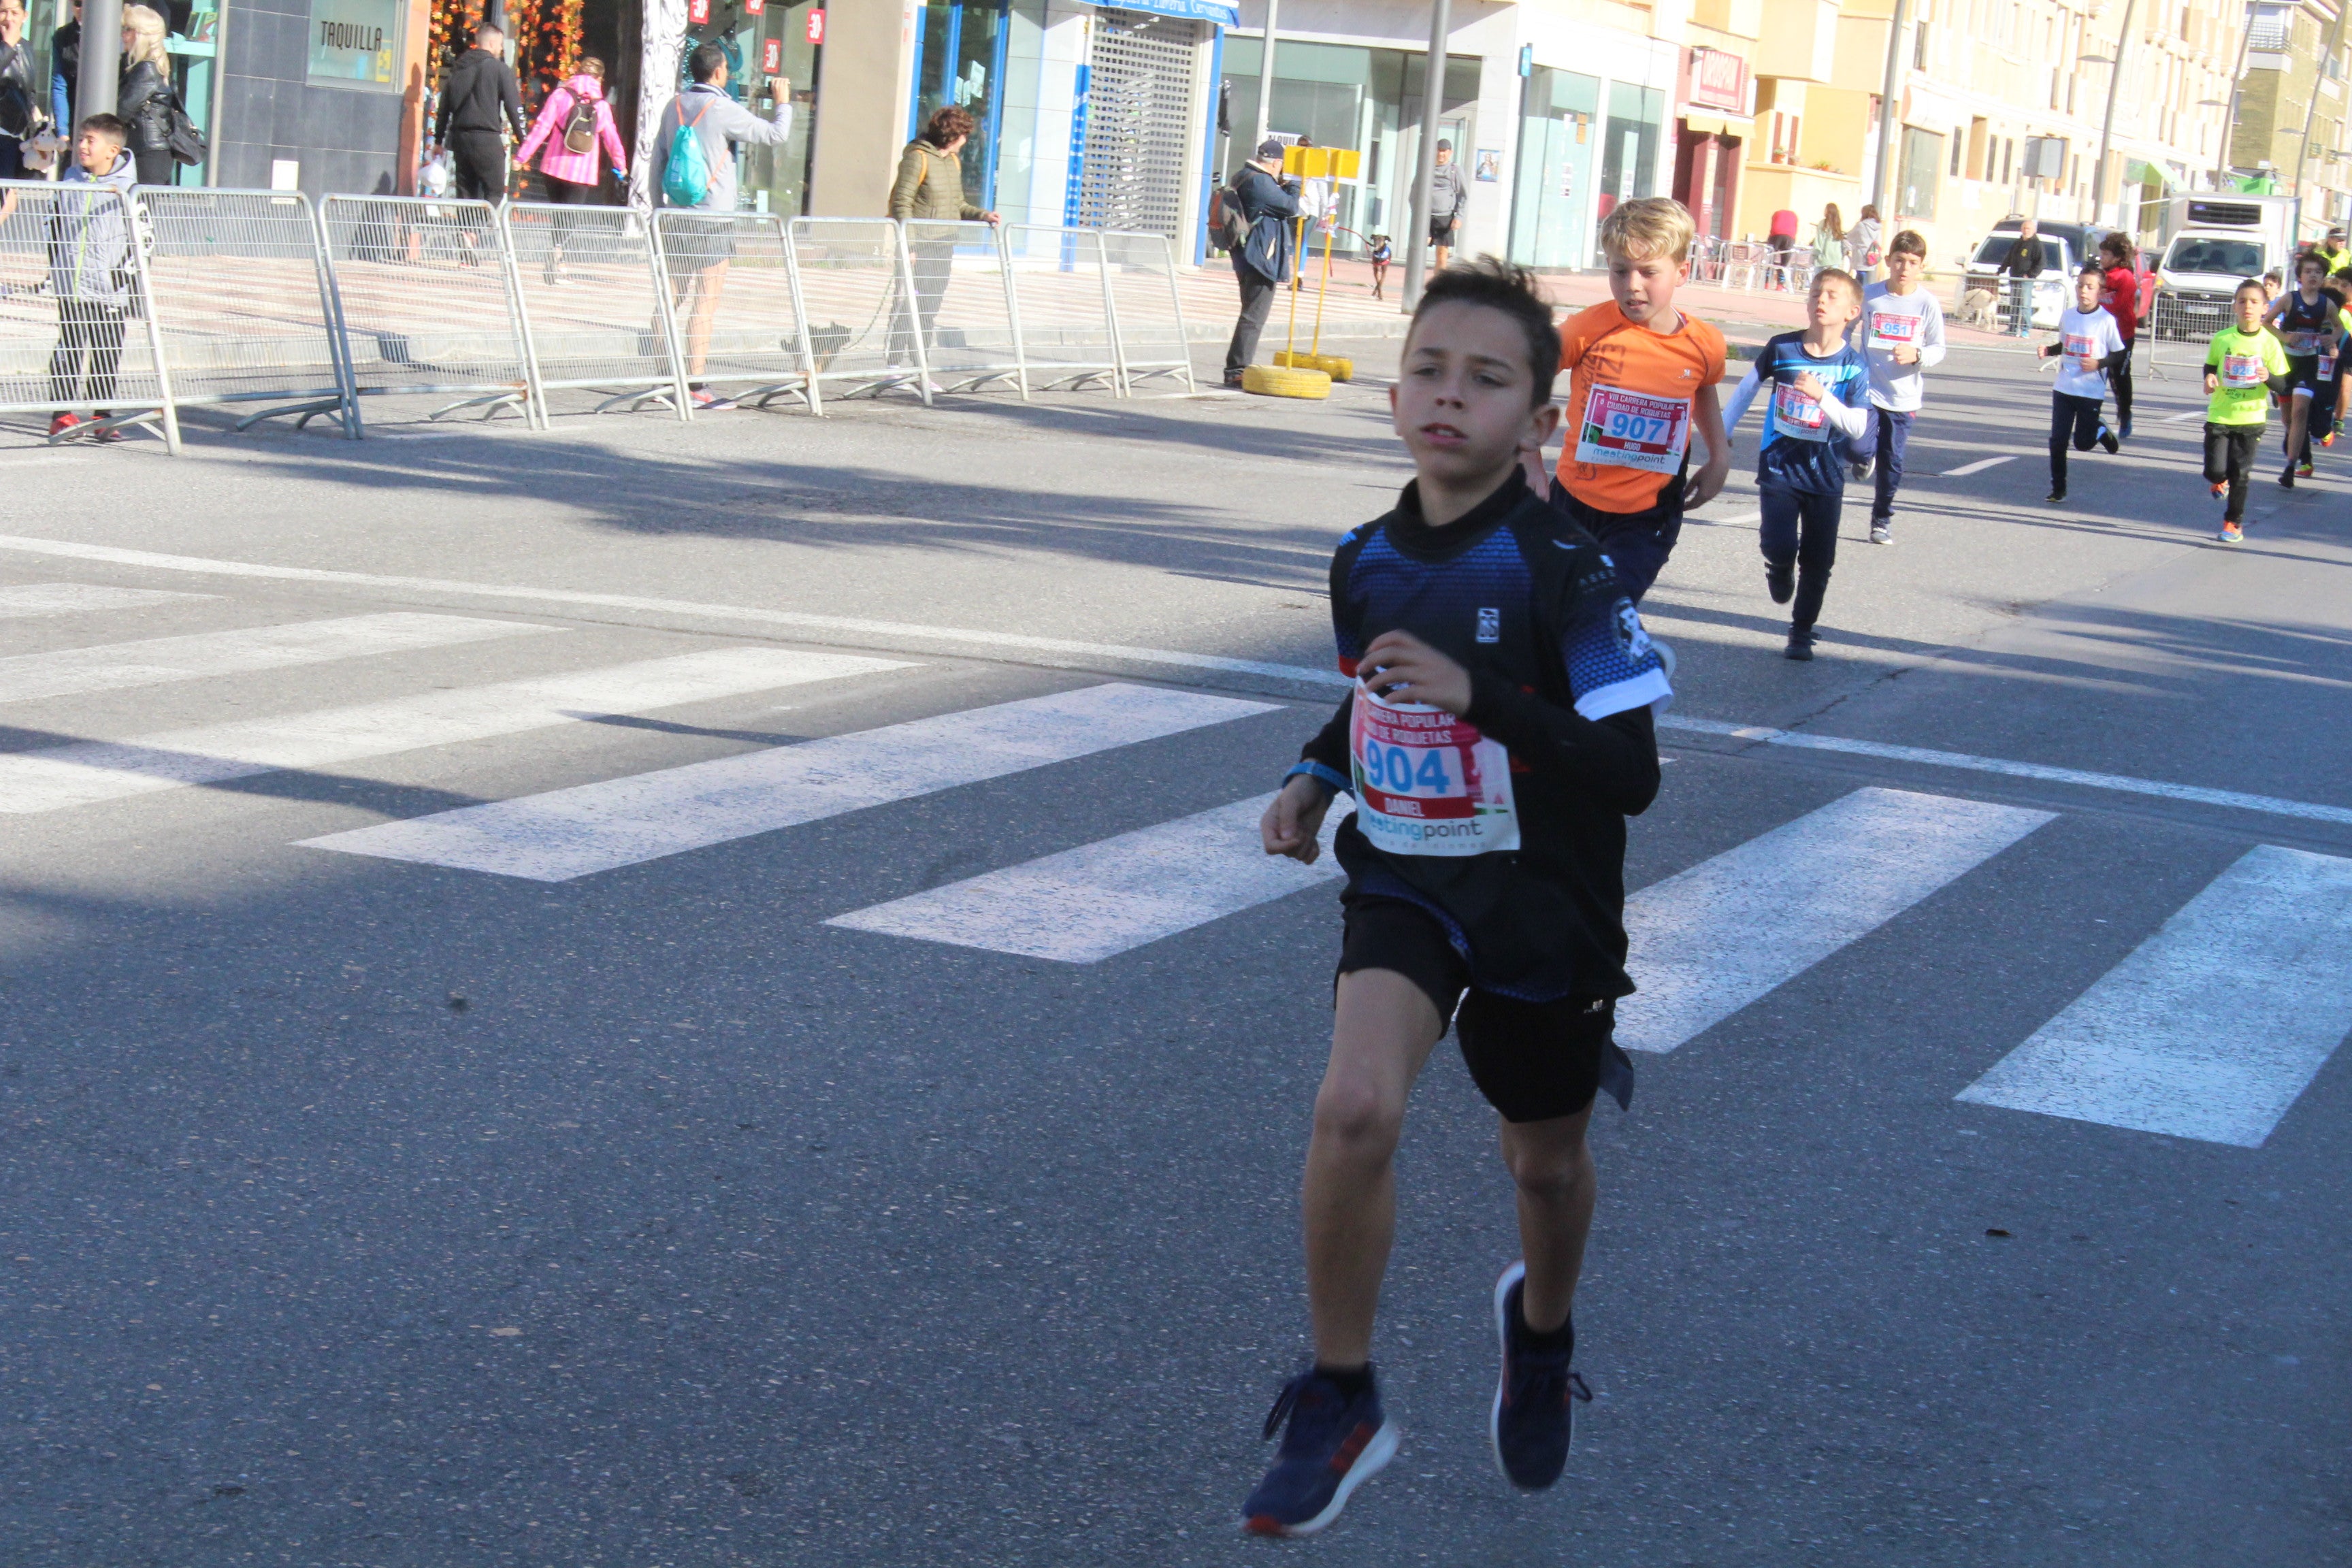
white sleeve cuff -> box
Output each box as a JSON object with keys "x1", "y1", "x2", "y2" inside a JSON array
[{"x1": 1575, "y1": 666, "x2": 1674, "y2": 721}]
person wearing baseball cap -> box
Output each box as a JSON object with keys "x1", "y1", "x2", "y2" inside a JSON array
[{"x1": 1219, "y1": 135, "x2": 1304, "y2": 386}]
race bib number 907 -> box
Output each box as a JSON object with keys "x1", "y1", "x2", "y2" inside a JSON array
[
  {"x1": 1349, "y1": 683, "x2": 1519, "y2": 857},
  {"x1": 1575, "y1": 386, "x2": 1691, "y2": 474}
]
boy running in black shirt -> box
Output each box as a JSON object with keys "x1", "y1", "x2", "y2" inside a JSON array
[{"x1": 1243, "y1": 259, "x2": 1670, "y2": 1537}]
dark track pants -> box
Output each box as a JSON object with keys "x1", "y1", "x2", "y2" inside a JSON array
[
  {"x1": 50, "y1": 299, "x2": 126, "y2": 406},
  {"x1": 1852, "y1": 404, "x2": 1912, "y2": 524},
  {"x1": 1759, "y1": 484, "x2": 1842, "y2": 631},
  {"x1": 2048, "y1": 391, "x2": 2107, "y2": 492},
  {"x1": 2204, "y1": 422, "x2": 2261, "y2": 523},
  {"x1": 1224, "y1": 265, "x2": 1277, "y2": 381}
]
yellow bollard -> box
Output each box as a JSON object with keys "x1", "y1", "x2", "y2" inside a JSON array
[{"x1": 1252, "y1": 214, "x2": 1333, "y2": 398}]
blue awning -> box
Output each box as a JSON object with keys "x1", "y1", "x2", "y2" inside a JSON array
[{"x1": 1098, "y1": 0, "x2": 1241, "y2": 27}]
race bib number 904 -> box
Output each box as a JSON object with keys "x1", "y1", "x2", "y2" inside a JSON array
[
  {"x1": 1349, "y1": 683, "x2": 1518, "y2": 858},
  {"x1": 1575, "y1": 386, "x2": 1691, "y2": 474}
]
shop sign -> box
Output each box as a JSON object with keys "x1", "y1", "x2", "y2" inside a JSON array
[
  {"x1": 745, "y1": 0, "x2": 764, "y2": 11},
  {"x1": 806, "y1": 8, "x2": 826, "y2": 43},
  {"x1": 687, "y1": 0, "x2": 710, "y2": 22},
  {"x1": 762, "y1": 36, "x2": 782, "y2": 71},
  {"x1": 1685, "y1": 48, "x2": 1746, "y2": 114},
  {"x1": 306, "y1": 0, "x2": 403, "y2": 88}
]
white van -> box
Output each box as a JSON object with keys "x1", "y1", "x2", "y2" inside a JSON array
[{"x1": 2151, "y1": 195, "x2": 2300, "y2": 341}]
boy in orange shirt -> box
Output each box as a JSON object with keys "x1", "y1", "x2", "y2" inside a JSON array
[{"x1": 1541, "y1": 197, "x2": 1730, "y2": 600}]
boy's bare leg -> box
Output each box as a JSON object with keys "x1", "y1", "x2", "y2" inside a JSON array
[
  {"x1": 1303, "y1": 968, "x2": 1445, "y2": 1367},
  {"x1": 1499, "y1": 1104, "x2": 1597, "y2": 1335},
  {"x1": 2286, "y1": 394, "x2": 2310, "y2": 468}
]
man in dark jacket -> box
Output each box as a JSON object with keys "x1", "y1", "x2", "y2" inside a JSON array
[
  {"x1": 434, "y1": 22, "x2": 525, "y2": 203},
  {"x1": 47, "y1": 0, "x2": 74, "y2": 131},
  {"x1": 1222, "y1": 137, "x2": 1302, "y2": 387},
  {"x1": 1997, "y1": 218, "x2": 2046, "y2": 337}
]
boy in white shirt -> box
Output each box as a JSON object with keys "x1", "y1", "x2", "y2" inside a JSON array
[
  {"x1": 1846, "y1": 228, "x2": 1946, "y2": 544},
  {"x1": 2038, "y1": 262, "x2": 2125, "y2": 505}
]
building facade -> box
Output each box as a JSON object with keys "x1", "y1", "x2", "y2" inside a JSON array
[{"x1": 2229, "y1": 0, "x2": 2352, "y2": 235}]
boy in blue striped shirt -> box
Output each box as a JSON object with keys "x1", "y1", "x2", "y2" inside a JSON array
[{"x1": 1721, "y1": 270, "x2": 1872, "y2": 660}]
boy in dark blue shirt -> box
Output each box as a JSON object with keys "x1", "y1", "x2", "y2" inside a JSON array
[
  {"x1": 1244, "y1": 260, "x2": 1669, "y2": 1536},
  {"x1": 1721, "y1": 269, "x2": 1870, "y2": 659}
]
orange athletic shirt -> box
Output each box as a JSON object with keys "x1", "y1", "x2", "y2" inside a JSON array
[{"x1": 1555, "y1": 301, "x2": 1728, "y2": 514}]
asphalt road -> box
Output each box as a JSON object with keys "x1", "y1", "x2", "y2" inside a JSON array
[{"x1": 0, "y1": 330, "x2": 2345, "y2": 1567}]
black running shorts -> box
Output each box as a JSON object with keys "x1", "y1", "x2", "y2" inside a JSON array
[
  {"x1": 2285, "y1": 353, "x2": 2323, "y2": 399},
  {"x1": 1337, "y1": 897, "x2": 1610, "y2": 1124}
]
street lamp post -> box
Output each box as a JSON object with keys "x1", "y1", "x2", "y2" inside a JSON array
[
  {"x1": 1868, "y1": 0, "x2": 1914, "y2": 220},
  {"x1": 2091, "y1": 0, "x2": 2138, "y2": 232},
  {"x1": 1254, "y1": 0, "x2": 1279, "y2": 157},
  {"x1": 77, "y1": 0, "x2": 123, "y2": 119},
  {"x1": 1399, "y1": 0, "x2": 1452, "y2": 310}
]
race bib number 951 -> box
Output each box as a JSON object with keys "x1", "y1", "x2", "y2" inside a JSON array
[
  {"x1": 1867, "y1": 310, "x2": 1919, "y2": 348},
  {"x1": 1349, "y1": 683, "x2": 1519, "y2": 857},
  {"x1": 1575, "y1": 387, "x2": 1691, "y2": 474}
]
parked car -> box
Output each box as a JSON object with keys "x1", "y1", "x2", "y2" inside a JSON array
[{"x1": 1962, "y1": 223, "x2": 2095, "y2": 329}]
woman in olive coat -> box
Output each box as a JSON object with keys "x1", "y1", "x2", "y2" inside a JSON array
[{"x1": 887, "y1": 105, "x2": 999, "y2": 375}]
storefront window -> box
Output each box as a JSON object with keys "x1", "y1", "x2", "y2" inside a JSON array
[
  {"x1": 1218, "y1": 37, "x2": 1475, "y2": 256},
  {"x1": 911, "y1": 0, "x2": 1011, "y2": 210},
  {"x1": 1898, "y1": 125, "x2": 1942, "y2": 218},
  {"x1": 1597, "y1": 81, "x2": 1661, "y2": 257},
  {"x1": 683, "y1": 0, "x2": 824, "y2": 214},
  {"x1": 1507, "y1": 65, "x2": 1599, "y2": 270}
]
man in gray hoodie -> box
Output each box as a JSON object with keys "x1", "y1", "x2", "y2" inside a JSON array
[
  {"x1": 647, "y1": 42, "x2": 793, "y2": 410},
  {"x1": 46, "y1": 112, "x2": 136, "y2": 442}
]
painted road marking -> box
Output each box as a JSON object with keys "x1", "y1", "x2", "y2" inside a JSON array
[
  {"x1": 1, "y1": 535, "x2": 2346, "y2": 834},
  {"x1": 1940, "y1": 455, "x2": 2016, "y2": 476},
  {"x1": 0, "y1": 649, "x2": 908, "y2": 814},
  {"x1": 0, "y1": 583, "x2": 212, "y2": 620},
  {"x1": 2163, "y1": 409, "x2": 2204, "y2": 423},
  {"x1": 1659, "y1": 715, "x2": 2352, "y2": 829},
  {"x1": 827, "y1": 792, "x2": 1349, "y2": 962},
  {"x1": 0, "y1": 612, "x2": 556, "y2": 707},
  {"x1": 1957, "y1": 845, "x2": 2352, "y2": 1147},
  {"x1": 299, "y1": 683, "x2": 1275, "y2": 883},
  {"x1": 1618, "y1": 787, "x2": 2055, "y2": 1054}
]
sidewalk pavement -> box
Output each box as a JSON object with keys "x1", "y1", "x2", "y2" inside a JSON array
[{"x1": 1175, "y1": 251, "x2": 2018, "y2": 355}]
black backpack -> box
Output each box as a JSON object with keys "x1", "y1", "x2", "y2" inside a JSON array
[
  {"x1": 562, "y1": 92, "x2": 599, "y2": 156},
  {"x1": 1212, "y1": 172, "x2": 1254, "y2": 253}
]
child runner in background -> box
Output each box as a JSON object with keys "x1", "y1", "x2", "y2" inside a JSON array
[
  {"x1": 2264, "y1": 250, "x2": 2335, "y2": 486},
  {"x1": 1247, "y1": 259, "x2": 1669, "y2": 1537},
  {"x1": 1720, "y1": 270, "x2": 1871, "y2": 660},
  {"x1": 1848, "y1": 228, "x2": 1945, "y2": 544},
  {"x1": 2039, "y1": 263, "x2": 2124, "y2": 505},
  {"x1": 2261, "y1": 270, "x2": 2283, "y2": 305},
  {"x1": 2321, "y1": 267, "x2": 2352, "y2": 447},
  {"x1": 2204, "y1": 278, "x2": 2293, "y2": 544},
  {"x1": 1369, "y1": 235, "x2": 1392, "y2": 301},
  {"x1": 2095, "y1": 233, "x2": 2140, "y2": 441},
  {"x1": 1550, "y1": 197, "x2": 1730, "y2": 601}
]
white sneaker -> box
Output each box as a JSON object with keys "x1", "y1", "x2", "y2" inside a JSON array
[{"x1": 1869, "y1": 523, "x2": 1893, "y2": 545}]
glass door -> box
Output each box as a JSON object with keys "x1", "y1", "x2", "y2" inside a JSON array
[{"x1": 909, "y1": 0, "x2": 1009, "y2": 211}]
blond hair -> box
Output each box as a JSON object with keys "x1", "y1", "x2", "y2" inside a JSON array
[
  {"x1": 1597, "y1": 197, "x2": 1696, "y2": 264},
  {"x1": 122, "y1": 3, "x2": 170, "y2": 77}
]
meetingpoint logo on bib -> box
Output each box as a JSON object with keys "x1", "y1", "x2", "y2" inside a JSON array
[{"x1": 1349, "y1": 683, "x2": 1519, "y2": 857}]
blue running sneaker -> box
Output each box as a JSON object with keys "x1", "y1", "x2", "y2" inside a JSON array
[
  {"x1": 1241, "y1": 1367, "x2": 1397, "y2": 1537},
  {"x1": 1490, "y1": 1262, "x2": 1591, "y2": 1490}
]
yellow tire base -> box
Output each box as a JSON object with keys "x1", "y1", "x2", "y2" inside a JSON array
[
  {"x1": 1274, "y1": 350, "x2": 1354, "y2": 382},
  {"x1": 1243, "y1": 363, "x2": 1333, "y2": 399}
]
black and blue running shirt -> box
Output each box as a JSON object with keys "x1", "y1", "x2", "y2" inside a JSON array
[
  {"x1": 2276, "y1": 287, "x2": 2334, "y2": 361},
  {"x1": 1296, "y1": 470, "x2": 1669, "y2": 1002},
  {"x1": 1718, "y1": 331, "x2": 1872, "y2": 494}
]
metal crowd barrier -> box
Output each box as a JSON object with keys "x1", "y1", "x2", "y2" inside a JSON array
[
  {"x1": 653, "y1": 210, "x2": 818, "y2": 412},
  {"x1": 318, "y1": 195, "x2": 538, "y2": 427},
  {"x1": 787, "y1": 216, "x2": 929, "y2": 404},
  {"x1": 502, "y1": 201, "x2": 687, "y2": 419},
  {"x1": 0, "y1": 179, "x2": 179, "y2": 449},
  {"x1": 0, "y1": 197, "x2": 1212, "y2": 451},
  {"x1": 136, "y1": 188, "x2": 350, "y2": 436},
  {"x1": 1100, "y1": 229, "x2": 1194, "y2": 394},
  {"x1": 1003, "y1": 224, "x2": 1120, "y2": 393},
  {"x1": 901, "y1": 220, "x2": 1026, "y2": 397}
]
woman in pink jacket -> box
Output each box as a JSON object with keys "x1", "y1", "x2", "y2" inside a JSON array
[{"x1": 514, "y1": 56, "x2": 629, "y2": 282}]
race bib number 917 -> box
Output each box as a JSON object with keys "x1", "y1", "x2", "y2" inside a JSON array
[
  {"x1": 1348, "y1": 683, "x2": 1518, "y2": 857},
  {"x1": 1770, "y1": 378, "x2": 1829, "y2": 438},
  {"x1": 1575, "y1": 386, "x2": 1691, "y2": 474}
]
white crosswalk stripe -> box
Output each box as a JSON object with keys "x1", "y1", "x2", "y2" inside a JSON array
[
  {"x1": 0, "y1": 583, "x2": 213, "y2": 620},
  {"x1": 1617, "y1": 787, "x2": 2055, "y2": 1054},
  {"x1": 826, "y1": 793, "x2": 1351, "y2": 962},
  {"x1": 297, "y1": 683, "x2": 1276, "y2": 883},
  {"x1": 0, "y1": 649, "x2": 907, "y2": 814},
  {"x1": 0, "y1": 612, "x2": 557, "y2": 706},
  {"x1": 1957, "y1": 845, "x2": 2352, "y2": 1147}
]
